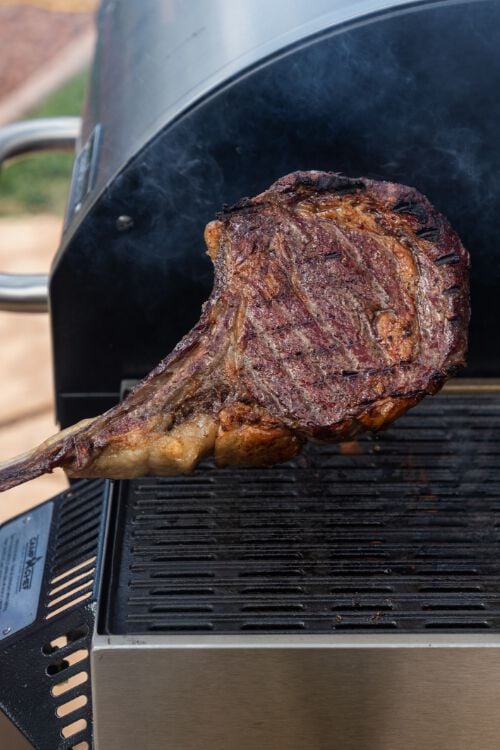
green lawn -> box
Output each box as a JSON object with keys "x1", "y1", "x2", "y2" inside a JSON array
[{"x1": 0, "y1": 72, "x2": 87, "y2": 216}]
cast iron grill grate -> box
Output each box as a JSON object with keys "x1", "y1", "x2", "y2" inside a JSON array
[{"x1": 106, "y1": 392, "x2": 500, "y2": 634}]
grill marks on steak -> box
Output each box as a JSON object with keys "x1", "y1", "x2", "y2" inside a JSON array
[
  {"x1": 220, "y1": 174, "x2": 467, "y2": 434},
  {"x1": 0, "y1": 171, "x2": 469, "y2": 491}
]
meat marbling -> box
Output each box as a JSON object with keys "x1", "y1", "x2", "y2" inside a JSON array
[{"x1": 0, "y1": 171, "x2": 470, "y2": 492}]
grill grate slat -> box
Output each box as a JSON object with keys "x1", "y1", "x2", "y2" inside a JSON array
[{"x1": 105, "y1": 393, "x2": 500, "y2": 634}]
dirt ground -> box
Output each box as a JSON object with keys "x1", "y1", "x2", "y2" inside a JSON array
[
  {"x1": 0, "y1": 214, "x2": 67, "y2": 524},
  {"x1": 0, "y1": 3, "x2": 93, "y2": 101}
]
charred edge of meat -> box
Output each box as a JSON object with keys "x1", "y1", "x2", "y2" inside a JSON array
[
  {"x1": 273, "y1": 172, "x2": 366, "y2": 195},
  {"x1": 392, "y1": 198, "x2": 428, "y2": 223},
  {"x1": 291, "y1": 172, "x2": 366, "y2": 194},
  {"x1": 218, "y1": 173, "x2": 367, "y2": 219},
  {"x1": 217, "y1": 198, "x2": 268, "y2": 218},
  {"x1": 425, "y1": 363, "x2": 463, "y2": 384}
]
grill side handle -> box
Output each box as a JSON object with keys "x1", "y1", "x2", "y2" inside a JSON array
[{"x1": 0, "y1": 117, "x2": 81, "y2": 313}]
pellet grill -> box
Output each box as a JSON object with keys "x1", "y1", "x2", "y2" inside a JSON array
[{"x1": 1, "y1": 1, "x2": 500, "y2": 749}]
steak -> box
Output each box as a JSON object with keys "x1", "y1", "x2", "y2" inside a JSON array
[{"x1": 0, "y1": 171, "x2": 470, "y2": 492}]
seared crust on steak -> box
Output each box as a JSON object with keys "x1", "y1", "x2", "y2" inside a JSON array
[{"x1": 0, "y1": 171, "x2": 470, "y2": 491}]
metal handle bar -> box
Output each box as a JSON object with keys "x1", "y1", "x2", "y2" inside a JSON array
[{"x1": 0, "y1": 117, "x2": 81, "y2": 312}]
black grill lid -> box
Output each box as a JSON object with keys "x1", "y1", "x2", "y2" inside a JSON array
[
  {"x1": 53, "y1": 1, "x2": 500, "y2": 428},
  {"x1": 103, "y1": 391, "x2": 500, "y2": 635}
]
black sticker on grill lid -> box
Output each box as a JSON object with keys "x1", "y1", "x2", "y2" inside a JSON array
[
  {"x1": 65, "y1": 123, "x2": 101, "y2": 230},
  {"x1": 0, "y1": 503, "x2": 53, "y2": 640}
]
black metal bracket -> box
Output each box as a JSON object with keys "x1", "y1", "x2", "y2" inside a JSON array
[{"x1": 0, "y1": 480, "x2": 109, "y2": 750}]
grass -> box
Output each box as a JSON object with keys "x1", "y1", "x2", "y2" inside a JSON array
[{"x1": 0, "y1": 72, "x2": 87, "y2": 216}]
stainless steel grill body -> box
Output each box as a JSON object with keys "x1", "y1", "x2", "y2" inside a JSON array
[{"x1": 92, "y1": 634, "x2": 500, "y2": 750}]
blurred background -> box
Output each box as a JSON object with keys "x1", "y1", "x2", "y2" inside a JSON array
[{"x1": 0, "y1": 0, "x2": 98, "y2": 522}]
